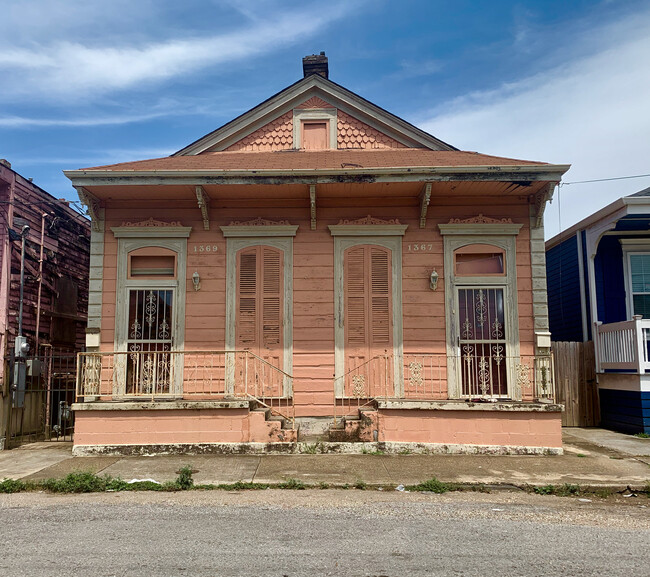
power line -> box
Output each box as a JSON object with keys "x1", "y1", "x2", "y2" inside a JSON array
[{"x1": 561, "y1": 173, "x2": 650, "y2": 186}]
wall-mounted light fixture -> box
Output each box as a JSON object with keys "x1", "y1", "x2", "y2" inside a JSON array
[
  {"x1": 429, "y1": 269, "x2": 439, "y2": 291},
  {"x1": 192, "y1": 271, "x2": 201, "y2": 291}
]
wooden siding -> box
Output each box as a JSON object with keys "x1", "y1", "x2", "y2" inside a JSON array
[
  {"x1": 546, "y1": 234, "x2": 584, "y2": 342},
  {"x1": 594, "y1": 235, "x2": 626, "y2": 325},
  {"x1": 0, "y1": 165, "x2": 90, "y2": 361},
  {"x1": 337, "y1": 111, "x2": 406, "y2": 149},
  {"x1": 224, "y1": 111, "x2": 293, "y2": 152},
  {"x1": 100, "y1": 195, "x2": 536, "y2": 415},
  {"x1": 599, "y1": 388, "x2": 650, "y2": 434}
]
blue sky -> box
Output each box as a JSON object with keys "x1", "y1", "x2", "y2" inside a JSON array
[{"x1": 1, "y1": 0, "x2": 649, "y2": 238}]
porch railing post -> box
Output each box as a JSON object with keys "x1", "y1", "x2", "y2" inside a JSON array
[
  {"x1": 634, "y1": 315, "x2": 646, "y2": 374},
  {"x1": 593, "y1": 321, "x2": 602, "y2": 373}
]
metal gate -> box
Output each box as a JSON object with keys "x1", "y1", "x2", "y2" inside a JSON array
[{"x1": 6, "y1": 347, "x2": 76, "y2": 448}]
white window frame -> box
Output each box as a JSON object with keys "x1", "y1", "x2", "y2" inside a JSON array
[
  {"x1": 221, "y1": 225, "x2": 298, "y2": 397},
  {"x1": 439, "y1": 223, "x2": 522, "y2": 399},
  {"x1": 621, "y1": 239, "x2": 650, "y2": 319},
  {"x1": 293, "y1": 108, "x2": 337, "y2": 150},
  {"x1": 112, "y1": 226, "x2": 191, "y2": 397},
  {"x1": 329, "y1": 224, "x2": 408, "y2": 397}
]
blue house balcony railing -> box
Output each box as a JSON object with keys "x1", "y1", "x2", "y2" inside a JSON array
[{"x1": 594, "y1": 316, "x2": 650, "y2": 374}]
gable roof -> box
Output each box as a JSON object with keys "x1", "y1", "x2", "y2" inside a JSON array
[
  {"x1": 546, "y1": 187, "x2": 650, "y2": 250},
  {"x1": 173, "y1": 74, "x2": 458, "y2": 156},
  {"x1": 79, "y1": 148, "x2": 548, "y2": 173}
]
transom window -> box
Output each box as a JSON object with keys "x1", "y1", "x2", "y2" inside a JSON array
[{"x1": 455, "y1": 244, "x2": 505, "y2": 276}]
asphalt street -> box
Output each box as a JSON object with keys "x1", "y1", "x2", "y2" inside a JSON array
[{"x1": 2, "y1": 490, "x2": 648, "y2": 577}]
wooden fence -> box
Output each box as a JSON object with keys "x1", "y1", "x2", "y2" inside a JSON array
[{"x1": 552, "y1": 341, "x2": 600, "y2": 427}]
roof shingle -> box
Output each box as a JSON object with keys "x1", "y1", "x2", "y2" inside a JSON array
[{"x1": 78, "y1": 148, "x2": 548, "y2": 172}]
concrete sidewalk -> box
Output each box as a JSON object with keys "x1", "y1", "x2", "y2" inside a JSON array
[{"x1": 1, "y1": 428, "x2": 649, "y2": 490}]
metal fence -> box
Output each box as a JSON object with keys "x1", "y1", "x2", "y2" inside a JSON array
[
  {"x1": 77, "y1": 349, "x2": 295, "y2": 427},
  {"x1": 6, "y1": 347, "x2": 77, "y2": 447}
]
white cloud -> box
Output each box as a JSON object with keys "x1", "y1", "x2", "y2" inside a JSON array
[
  {"x1": 0, "y1": 112, "x2": 170, "y2": 128},
  {"x1": 419, "y1": 8, "x2": 650, "y2": 239},
  {"x1": 0, "y1": 2, "x2": 352, "y2": 102}
]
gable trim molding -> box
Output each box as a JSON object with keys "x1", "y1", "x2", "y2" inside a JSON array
[{"x1": 173, "y1": 75, "x2": 457, "y2": 156}]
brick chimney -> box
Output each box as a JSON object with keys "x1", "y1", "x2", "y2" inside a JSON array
[{"x1": 302, "y1": 52, "x2": 328, "y2": 79}]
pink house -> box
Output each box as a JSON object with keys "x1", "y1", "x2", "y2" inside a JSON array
[{"x1": 66, "y1": 54, "x2": 570, "y2": 455}]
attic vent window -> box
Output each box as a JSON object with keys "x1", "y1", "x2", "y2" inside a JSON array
[
  {"x1": 293, "y1": 108, "x2": 337, "y2": 150},
  {"x1": 302, "y1": 121, "x2": 328, "y2": 150}
]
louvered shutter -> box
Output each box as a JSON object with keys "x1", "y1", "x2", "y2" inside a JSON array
[
  {"x1": 236, "y1": 246, "x2": 283, "y2": 368},
  {"x1": 262, "y1": 248, "x2": 282, "y2": 350},
  {"x1": 344, "y1": 245, "x2": 392, "y2": 369},
  {"x1": 237, "y1": 249, "x2": 258, "y2": 347},
  {"x1": 370, "y1": 247, "x2": 391, "y2": 346}
]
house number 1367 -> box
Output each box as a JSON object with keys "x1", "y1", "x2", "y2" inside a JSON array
[
  {"x1": 193, "y1": 245, "x2": 218, "y2": 253},
  {"x1": 407, "y1": 244, "x2": 433, "y2": 252}
]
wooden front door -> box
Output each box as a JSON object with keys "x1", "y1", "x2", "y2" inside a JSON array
[{"x1": 343, "y1": 245, "x2": 392, "y2": 396}]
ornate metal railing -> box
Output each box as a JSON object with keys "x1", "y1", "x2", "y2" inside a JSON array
[
  {"x1": 594, "y1": 317, "x2": 650, "y2": 374},
  {"x1": 333, "y1": 352, "x2": 555, "y2": 421},
  {"x1": 76, "y1": 350, "x2": 294, "y2": 424}
]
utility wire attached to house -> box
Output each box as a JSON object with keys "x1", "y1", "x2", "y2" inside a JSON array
[{"x1": 560, "y1": 173, "x2": 650, "y2": 186}]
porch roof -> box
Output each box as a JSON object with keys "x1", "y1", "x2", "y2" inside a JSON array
[{"x1": 64, "y1": 149, "x2": 569, "y2": 196}]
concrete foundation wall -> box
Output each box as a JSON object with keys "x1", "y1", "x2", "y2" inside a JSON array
[
  {"x1": 74, "y1": 409, "x2": 250, "y2": 446},
  {"x1": 379, "y1": 409, "x2": 562, "y2": 448}
]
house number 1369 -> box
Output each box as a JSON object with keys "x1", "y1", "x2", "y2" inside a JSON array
[
  {"x1": 193, "y1": 245, "x2": 218, "y2": 253},
  {"x1": 407, "y1": 244, "x2": 433, "y2": 252}
]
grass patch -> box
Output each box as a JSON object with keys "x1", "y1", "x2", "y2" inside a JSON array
[
  {"x1": 576, "y1": 453, "x2": 587, "y2": 458},
  {"x1": 0, "y1": 478, "x2": 27, "y2": 493},
  {"x1": 353, "y1": 479, "x2": 367, "y2": 490},
  {"x1": 406, "y1": 477, "x2": 452, "y2": 494},
  {"x1": 277, "y1": 478, "x2": 306, "y2": 490},
  {"x1": 42, "y1": 471, "x2": 109, "y2": 493},
  {"x1": 634, "y1": 432, "x2": 650, "y2": 439},
  {"x1": 216, "y1": 481, "x2": 270, "y2": 491},
  {"x1": 175, "y1": 465, "x2": 194, "y2": 490},
  {"x1": 361, "y1": 447, "x2": 385, "y2": 455},
  {"x1": 532, "y1": 483, "x2": 580, "y2": 497},
  {"x1": 319, "y1": 482, "x2": 330, "y2": 489}
]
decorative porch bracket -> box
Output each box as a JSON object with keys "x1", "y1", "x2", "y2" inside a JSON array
[
  {"x1": 76, "y1": 186, "x2": 104, "y2": 231},
  {"x1": 530, "y1": 182, "x2": 556, "y2": 228},
  {"x1": 419, "y1": 182, "x2": 432, "y2": 229},
  {"x1": 195, "y1": 185, "x2": 210, "y2": 230},
  {"x1": 309, "y1": 184, "x2": 317, "y2": 230}
]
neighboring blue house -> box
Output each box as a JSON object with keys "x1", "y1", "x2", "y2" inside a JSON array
[{"x1": 546, "y1": 187, "x2": 650, "y2": 434}]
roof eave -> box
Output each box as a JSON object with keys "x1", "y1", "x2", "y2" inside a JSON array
[
  {"x1": 64, "y1": 163, "x2": 570, "y2": 188},
  {"x1": 546, "y1": 191, "x2": 650, "y2": 250}
]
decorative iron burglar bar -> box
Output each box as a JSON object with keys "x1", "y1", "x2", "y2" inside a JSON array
[
  {"x1": 458, "y1": 288, "x2": 508, "y2": 397},
  {"x1": 126, "y1": 289, "x2": 173, "y2": 395}
]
